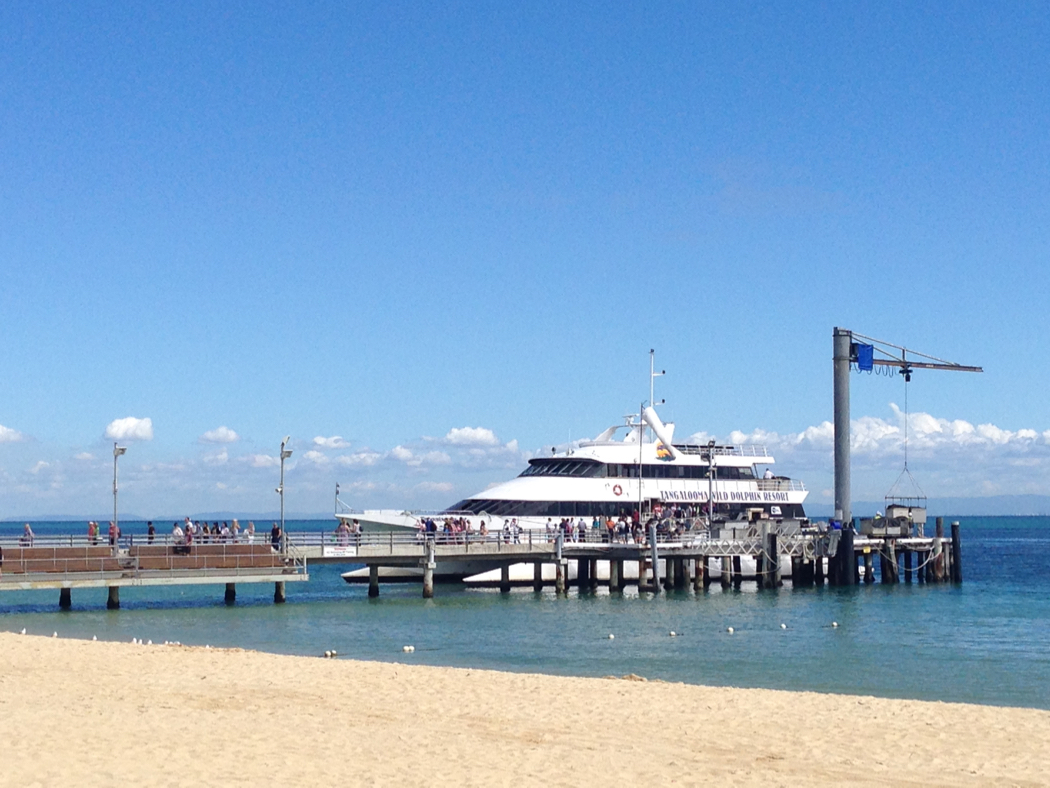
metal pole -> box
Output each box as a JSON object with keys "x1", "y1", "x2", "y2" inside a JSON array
[
  {"x1": 833, "y1": 328, "x2": 852, "y2": 525},
  {"x1": 113, "y1": 443, "x2": 119, "y2": 535}
]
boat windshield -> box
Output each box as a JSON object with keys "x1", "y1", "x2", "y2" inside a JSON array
[{"x1": 519, "y1": 459, "x2": 605, "y2": 478}]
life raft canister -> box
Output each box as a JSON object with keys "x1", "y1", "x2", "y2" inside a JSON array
[{"x1": 612, "y1": 484, "x2": 623, "y2": 496}]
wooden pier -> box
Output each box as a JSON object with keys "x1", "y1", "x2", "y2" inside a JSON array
[
  {"x1": 0, "y1": 540, "x2": 308, "y2": 608},
  {"x1": 0, "y1": 516, "x2": 961, "y2": 608},
  {"x1": 315, "y1": 517, "x2": 963, "y2": 597}
]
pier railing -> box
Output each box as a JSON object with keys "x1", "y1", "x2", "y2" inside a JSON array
[{"x1": 0, "y1": 541, "x2": 307, "y2": 585}]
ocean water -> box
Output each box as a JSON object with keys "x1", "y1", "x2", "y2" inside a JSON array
[{"x1": 2, "y1": 516, "x2": 1049, "y2": 710}]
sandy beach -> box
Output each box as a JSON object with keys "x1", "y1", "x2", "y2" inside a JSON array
[{"x1": 2, "y1": 632, "x2": 1048, "y2": 787}]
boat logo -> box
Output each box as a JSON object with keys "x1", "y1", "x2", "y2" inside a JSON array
[
  {"x1": 655, "y1": 442, "x2": 674, "y2": 461},
  {"x1": 612, "y1": 484, "x2": 623, "y2": 496}
]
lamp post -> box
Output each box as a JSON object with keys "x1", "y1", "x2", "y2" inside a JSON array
[
  {"x1": 277, "y1": 436, "x2": 292, "y2": 550},
  {"x1": 113, "y1": 443, "x2": 127, "y2": 541}
]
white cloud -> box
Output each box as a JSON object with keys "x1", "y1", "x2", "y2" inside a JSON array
[
  {"x1": 390, "y1": 445, "x2": 414, "y2": 462},
  {"x1": 415, "y1": 481, "x2": 454, "y2": 493},
  {"x1": 313, "y1": 435, "x2": 350, "y2": 450},
  {"x1": 74, "y1": 452, "x2": 95, "y2": 461},
  {"x1": 105, "y1": 416, "x2": 154, "y2": 441},
  {"x1": 202, "y1": 448, "x2": 229, "y2": 466},
  {"x1": 301, "y1": 449, "x2": 328, "y2": 464},
  {"x1": 29, "y1": 460, "x2": 50, "y2": 474},
  {"x1": 0, "y1": 424, "x2": 25, "y2": 443},
  {"x1": 445, "y1": 426, "x2": 500, "y2": 446},
  {"x1": 247, "y1": 454, "x2": 280, "y2": 468},
  {"x1": 336, "y1": 451, "x2": 382, "y2": 467},
  {"x1": 200, "y1": 426, "x2": 239, "y2": 444}
]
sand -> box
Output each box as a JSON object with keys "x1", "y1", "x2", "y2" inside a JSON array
[{"x1": 2, "y1": 633, "x2": 1048, "y2": 787}]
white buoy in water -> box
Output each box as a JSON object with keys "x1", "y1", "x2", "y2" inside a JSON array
[
  {"x1": 402, "y1": 645, "x2": 415, "y2": 653},
  {"x1": 669, "y1": 631, "x2": 677, "y2": 637},
  {"x1": 324, "y1": 650, "x2": 332, "y2": 658},
  {"x1": 331, "y1": 650, "x2": 337, "y2": 656},
  {"x1": 780, "y1": 623, "x2": 787, "y2": 630},
  {"x1": 607, "y1": 634, "x2": 615, "y2": 640},
  {"x1": 726, "y1": 626, "x2": 735, "y2": 634},
  {"x1": 832, "y1": 621, "x2": 839, "y2": 628}
]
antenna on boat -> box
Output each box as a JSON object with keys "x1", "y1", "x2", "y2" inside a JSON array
[
  {"x1": 649, "y1": 349, "x2": 665, "y2": 441},
  {"x1": 649, "y1": 348, "x2": 665, "y2": 410}
]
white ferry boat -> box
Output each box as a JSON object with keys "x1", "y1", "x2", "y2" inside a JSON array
[{"x1": 336, "y1": 405, "x2": 808, "y2": 539}]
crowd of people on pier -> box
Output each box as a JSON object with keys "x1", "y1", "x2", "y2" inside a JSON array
[
  {"x1": 409, "y1": 504, "x2": 709, "y2": 546},
  {"x1": 167, "y1": 517, "x2": 262, "y2": 547}
]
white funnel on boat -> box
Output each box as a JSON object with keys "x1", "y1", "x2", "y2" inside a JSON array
[{"x1": 642, "y1": 406, "x2": 680, "y2": 459}]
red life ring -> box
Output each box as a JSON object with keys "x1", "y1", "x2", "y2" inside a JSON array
[{"x1": 612, "y1": 484, "x2": 623, "y2": 496}]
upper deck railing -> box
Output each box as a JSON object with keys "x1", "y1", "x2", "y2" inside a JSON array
[{"x1": 672, "y1": 444, "x2": 771, "y2": 458}]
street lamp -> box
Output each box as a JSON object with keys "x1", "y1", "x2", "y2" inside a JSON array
[
  {"x1": 276, "y1": 436, "x2": 292, "y2": 547},
  {"x1": 113, "y1": 443, "x2": 127, "y2": 543}
]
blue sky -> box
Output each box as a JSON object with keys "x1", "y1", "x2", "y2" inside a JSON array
[{"x1": 2, "y1": 2, "x2": 1049, "y2": 517}]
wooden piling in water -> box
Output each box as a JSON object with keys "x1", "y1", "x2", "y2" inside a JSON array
[
  {"x1": 106, "y1": 586, "x2": 120, "y2": 610},
  {"x1": 648, "y1": 525, "x2": 661, "y2": 594},
  {"x1": 224, "y1": 583, "x2": 236, "y2": 605},
  {"x1": 533, "y1": 561, "x2": 544, "y2": 592},
  {"x1": 950, "y1": 521, "x2": 963, "y2": 583},
  {"x1": 500, "y1": 564, "x2": 511, "y2": 593},
  {"x1": 609, "y1": 559, "x2": 622, "y2": 592},
  {"x1": 934, "y1": 517, "x2": 946, "y2": 582},
  {"x1": 423, "y1": 539, "x2": 435, "y2": 598},
  {"x1": 814, "y1": 554, "x2": 824, "y2": 586},
  {"x1": 770, "y1": 533, "x2": 781, "y2": 588},
  {"x1": 273, "y1": 582, "x2": 286, "y2": 604},
  {"x1": 663, "y1": 556, "x2": 675, "y2": 590},
  {"x1": 720, "y1": 557, "x2": 731, "y2": 588},
  {"x1": 693, "y1": 558, "x2": 704, "y2": 592},
  {"x1": 59, "y1": 588, "x2": 72, "y2": 610},
  {"x1": 904, "y1": 550, "x2": 913, "y2": 583},
  {"x1": 864, "y1": 549, "x2": 875, "y2": 584},
  {"x1": 368, "y1": 565, "x2": 379, "y2": 598},
  {"x1": 731, "y1": 555, "x2": 742, "y2": 588},
  {"x1": 555, "y1": 561, "x2": 567, "y2": 595}
]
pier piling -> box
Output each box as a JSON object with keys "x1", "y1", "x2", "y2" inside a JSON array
[
  {"x1": 609, "y1": 559, "x2": 622, "y2": 592},
  {"x1": 59, "y1": 588, "x2": 71, "y2": 610},
  {"x1": 368, "y1": 566, "x2": 379, "y2": 598},
  {"x1": 648, "y1": 525, "x2": 661, "y2": 594},
  {"x1": 934, "y1": 518, "x2": 946, "y2": 582},
  {"x1": 423, "y1": 539, "x2": 435, "y2": 598},
  {"x1": 106, "y1": 586, "x2": 119, "y2": 610},
  {"x1": 500, "y1": 564, "x2": 511, "y2": 594},
  {"x1": 224, "y1": 583, "x2": 236, "y2": 605},
  {"x1": 533, "y1": 561, "x2": 544, "y2": 592},
  {"x1": 273, "y1": 582, "x2": 286, "y2": 604},
  {"x1": 950, "y1": 521, "x2": 963, "y2": 584},
  {"x1": 720, "y1": 557, "x2": 731, "y2": 588}
]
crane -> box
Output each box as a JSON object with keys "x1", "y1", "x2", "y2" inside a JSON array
[{"x1": 831, "y1": 327, "x2": 982, "y2": 585}]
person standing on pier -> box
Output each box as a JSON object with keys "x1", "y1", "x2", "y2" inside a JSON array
[
  {"x1": 108, "y1": 521, "x2": 120, "y2": 546},
  {"x1": 20, "y1": 523, "x2": 35, "y2": 546},
  {"x1": 147, "y1": 521, "x2": 155, "y2": 543},
  {"x1": 270, "y1": 522, "x2": 282, "y2": 552}
]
